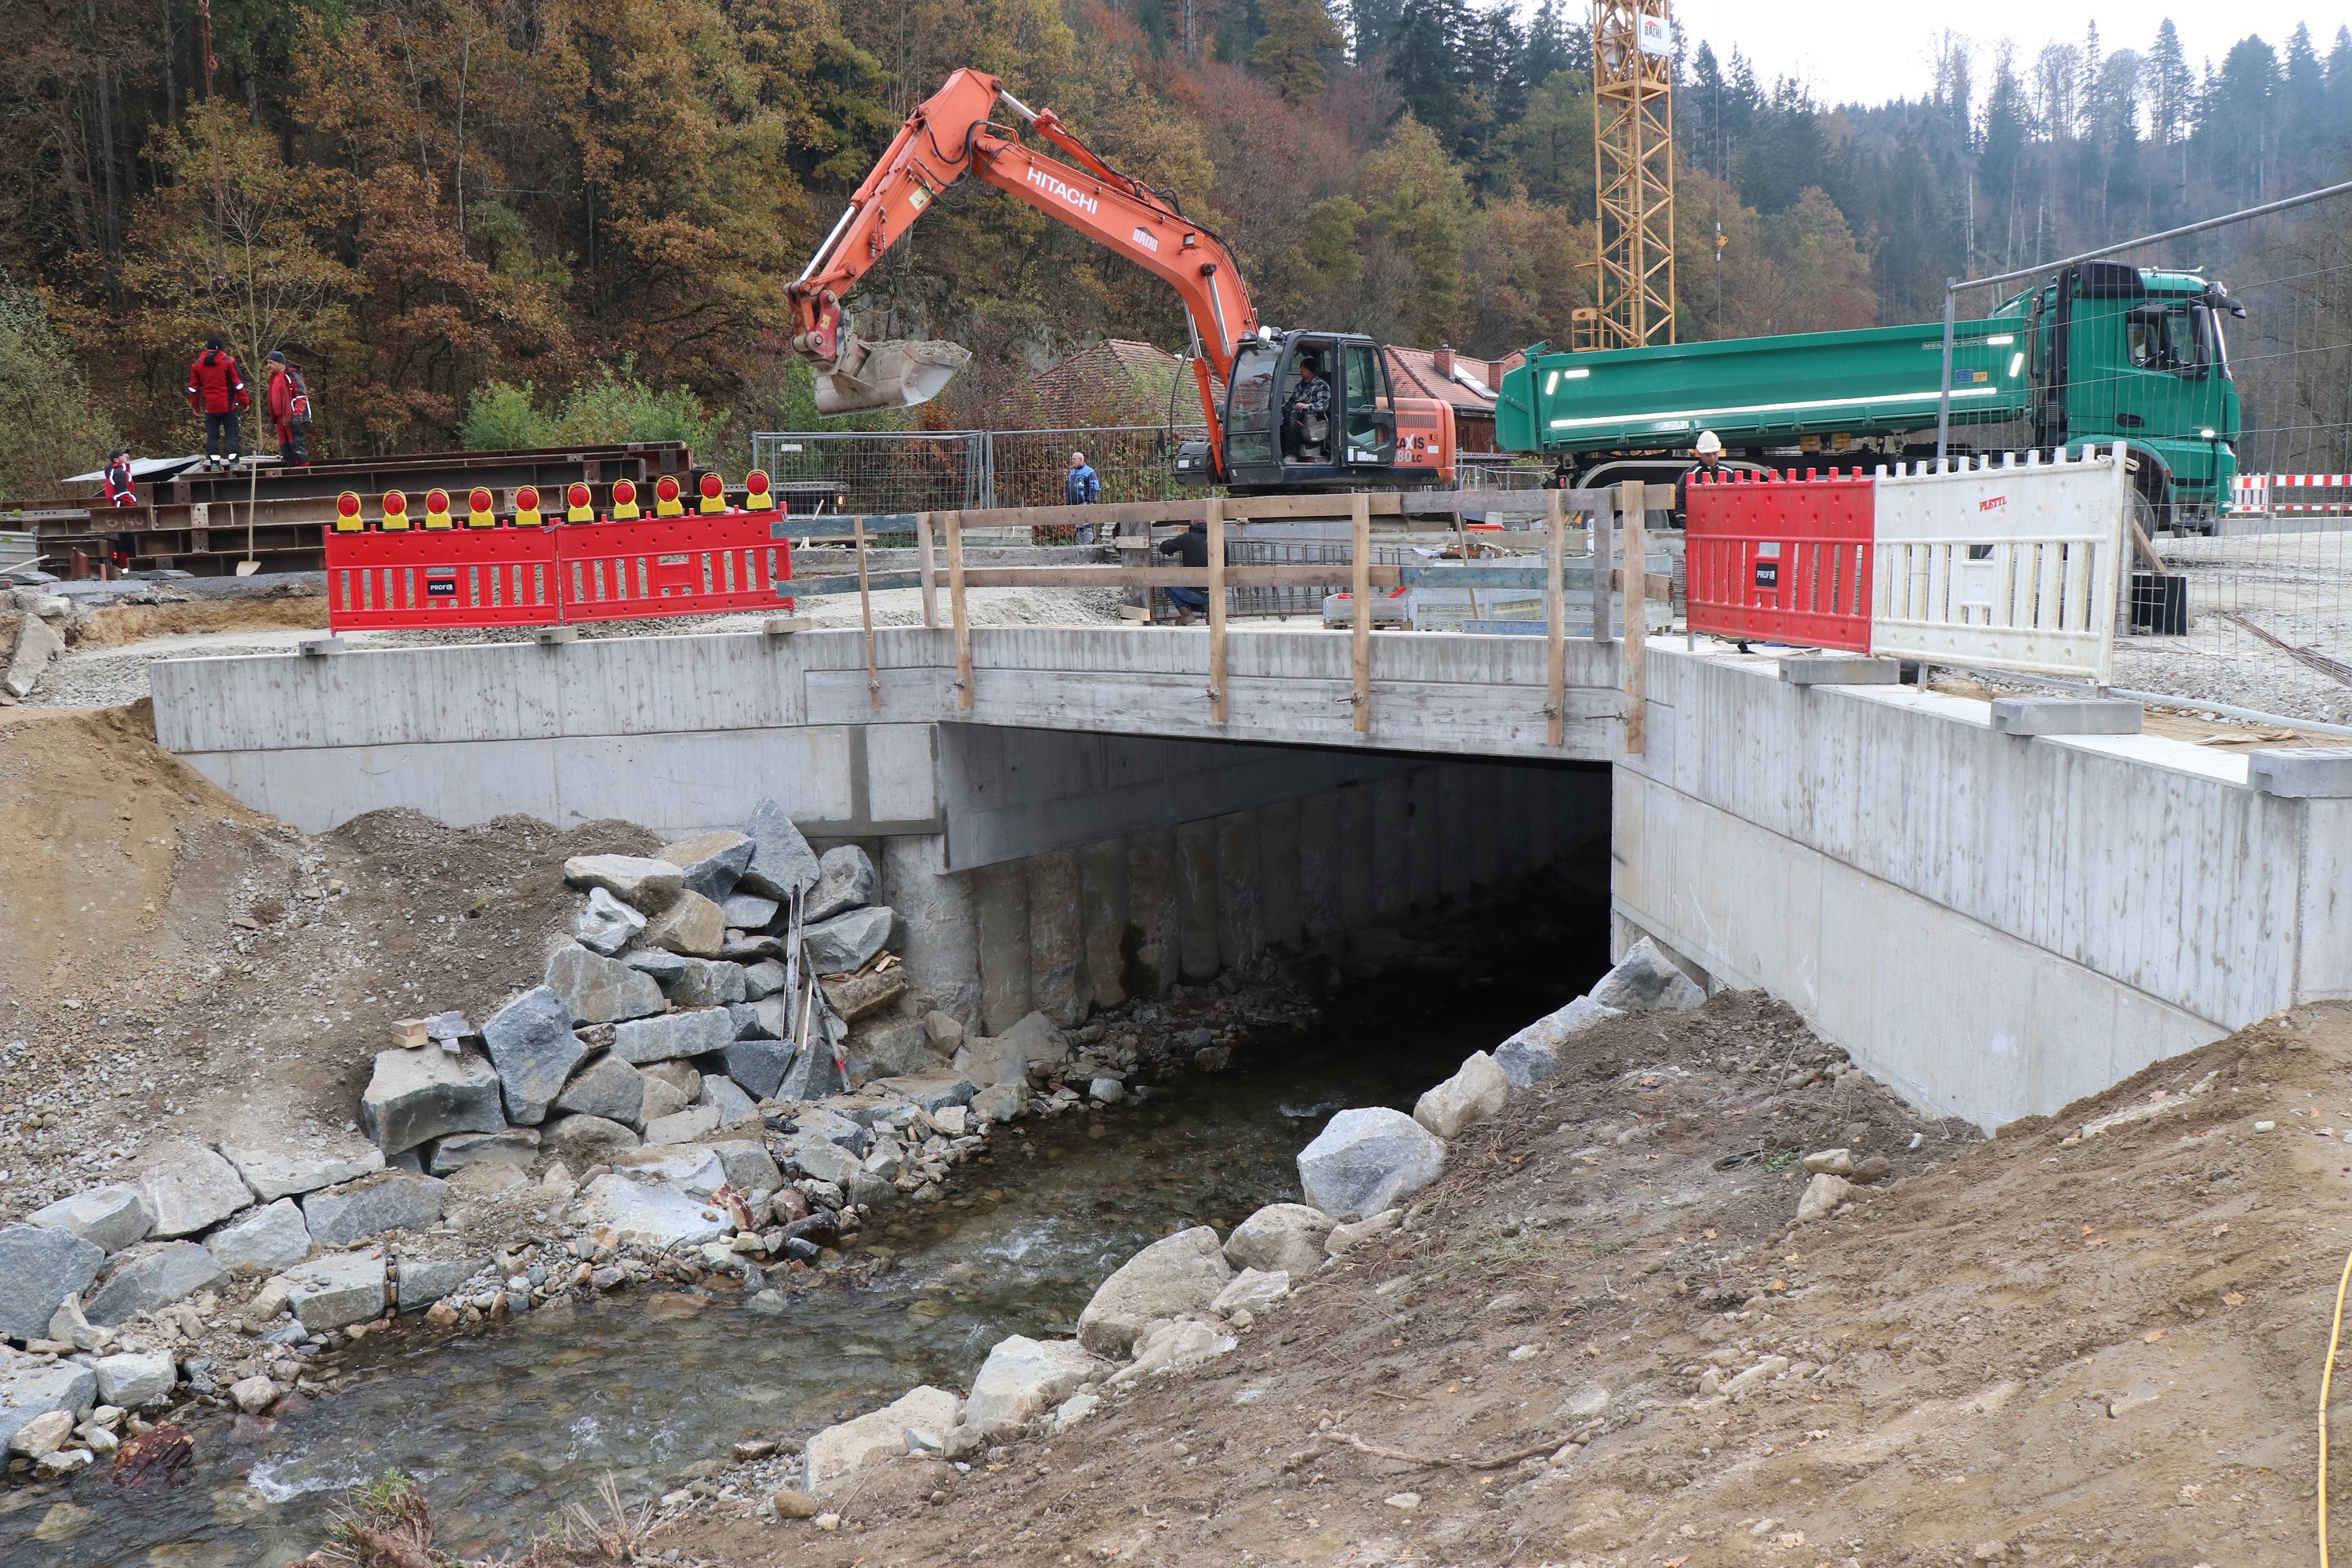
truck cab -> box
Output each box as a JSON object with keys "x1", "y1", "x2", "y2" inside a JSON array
[
  {"x1": 2020, "y1": 260, "x2": 2242, "y2": 529},
  {"x1": 1175, "y1": 330, "x2": 1454, "y2": 493}
]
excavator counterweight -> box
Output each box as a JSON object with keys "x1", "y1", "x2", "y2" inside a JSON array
[{"x1": 786, "y1": 68, "x2": 1454, "y2": 492}]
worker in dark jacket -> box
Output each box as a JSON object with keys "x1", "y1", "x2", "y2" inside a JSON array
[
  {"x1": 102, "y1": 448, "x2": 136, "y2": 507},
  {"x1": 185, "y1": 337, "x2": 250, "y2": 469},
  {"x1": 266, "y1": 350, "x2": 312, "y2": 466},
  {"x1": 1156, "y1": 519, "x2": 1210, "y2": 622}
]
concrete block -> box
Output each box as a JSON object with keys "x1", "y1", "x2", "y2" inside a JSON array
[
  {"x1": 1174, "y1": 819, "x2": 1221, "y2": 982},
  {"x1": 1126, "y1": 828, "x2": 1181, "y2": 996},
  {"x1": 1295, "y1": 797, "x2": 1342, "y2": 946},
  {"x1": 973, "y1": 861, "x2": 1032, "y2": 1034},
  {"x1": 1256, "y1": 798, "x2": 1302, "y2": 950},
  {"x1": 1027, "y1": 851, "x2": 1083, "y2": 1026},
  {"x1": 2249, "y1": 749, "x2": 2352, "y2": 798},
  {"x1": 880, "y1": 833, "x2": 978, "y2": 1025},
  {"x1": 1075, "y1": 839, "x2": 1129, "y2": 1011},
  {"x1": 1987, "y1": 697, "x2": 2143, "y2": 736},
  {"x1": 1779, "y1": 655, "x2": 1899, "y2": 684},
  {"x1": 297, "y1": 637, "x2": 343, "y2": 657},
  {"x1": 1214, "y1": 810, "x2": 1263, "y2": 971}
]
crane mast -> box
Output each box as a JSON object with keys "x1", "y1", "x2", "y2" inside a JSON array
[{"x1": 1593, "y1": 1, "x2": 1677, "y2": 349}]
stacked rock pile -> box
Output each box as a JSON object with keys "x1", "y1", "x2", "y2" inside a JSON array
[{"x1": 670, "y1": 939, "x2": 1716, "y2": 1522}]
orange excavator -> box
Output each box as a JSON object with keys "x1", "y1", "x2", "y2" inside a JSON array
[{"x1": 786, "y1": 67, "x2": 1456, "y2": 493}]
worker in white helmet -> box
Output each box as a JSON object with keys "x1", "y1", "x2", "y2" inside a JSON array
[{"x1": 1677, "y1": 430, "x2": 1726, "y2": 528}]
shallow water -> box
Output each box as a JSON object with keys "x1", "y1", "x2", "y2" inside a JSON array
[{"x1": 4, "y1": 911, "x2": 1599, "y2": 1566}]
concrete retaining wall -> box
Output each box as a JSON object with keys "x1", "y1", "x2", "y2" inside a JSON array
[{"x1": 1613, "y1": 646, "x2": 2352, "y2": 1129}]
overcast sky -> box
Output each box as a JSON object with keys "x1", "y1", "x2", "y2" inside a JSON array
[{"x1": 1664, "y1": 4, "x2": 2341, "y2": 107}]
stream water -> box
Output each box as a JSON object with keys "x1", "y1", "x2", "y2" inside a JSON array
[{"x1": 4, "y1": 895, "x2": 1602, "y2": 1568}]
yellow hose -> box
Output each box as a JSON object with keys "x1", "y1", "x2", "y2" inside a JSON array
[{"x1": 2323, "y1": 1244, "x2": 2352, "y2": 1565}]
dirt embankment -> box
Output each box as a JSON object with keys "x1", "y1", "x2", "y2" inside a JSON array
[
  {"x1": 0, "y1": 700, "x2": 648, "y2": 1217},
  {"x1": 660, "y1": 997, "x2": 2352, "y2": 1568}
]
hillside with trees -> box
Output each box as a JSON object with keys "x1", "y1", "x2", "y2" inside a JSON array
[{"x1": 1, "y1": 0, "x2": 2347, "y2": 485}]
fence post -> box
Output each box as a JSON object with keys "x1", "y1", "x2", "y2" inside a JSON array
[
  {"x1": 1351, "y1": 492, "x2": 1372, "y2": 735},
  {"x1": 946, "y1": 510, "x2": 972, "y2": 710},
  {"x1": 1207, "y1": 495, "x2": 1229, "y2": 723},
  {"x1": 1620, "y1": 479, "x2": 1647, "y2": 756},
  {"x1": 916, "y1": 510, "x2": 938, "y2": 627},
  {"x1": 1546, "y1": 488, "x2": 1566, "y2": 747},
  {"x1": 1591, "y1": 489, "x2": 1615, "y2": 643},
  {"x1": 855, "y1": 514, "x2": 880, "y2": 712}
]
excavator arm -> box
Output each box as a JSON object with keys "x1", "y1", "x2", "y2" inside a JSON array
[{"x1": 786, "y1": 68, "x2": 1256, "y2": 456}]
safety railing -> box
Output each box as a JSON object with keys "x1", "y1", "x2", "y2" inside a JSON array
[{"x1": 1685, "y1": 469, "x2": 1875, "y2": 654}]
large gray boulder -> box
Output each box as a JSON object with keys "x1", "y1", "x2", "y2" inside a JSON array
[
  {"x1": 669, "y1": 958, "x2": 747, "y2": 1009},
  {"x1": 731, "y1": 996, "x2": 789, "y2": 1042},
  {"x1": 998, "y1": 1011, "x2": 1069, "y2": 1074},
  {"x1": 285, "y1": 1252, "x2": 389, "y2": 1332},
  {"x1": 554, "y1": 1054, "x2": 646, "y2": 1128},
  {"x1": 804, "y1": 906, "x2": 894, "y2": 975},
  {"x1": 1413, "y1": 1051, "x2": 1511, "y2": 1138},
  {"x1": 1297, "y1": 1108, "x2": 1446, "y2": 1221},
  {"x1": 741, "y1": 958, "x2": 789, "y2": 1001},
  {"x1": 776, "y1": 1037, "x2": 848, "y2": 1101},
  {"x1": 85, "y1": 1241, "x2": 225, "y2": 1326},
  {"x1": 481, "y1": 985, "x2": 587, "y2": 1124},
  {"x1": 1223, "y1": 1203, "x2": 1335, "y2": 1280},
  {"x1": 721, "y1": 891, "x2": 779, "y2": 930},
  {"x1": 848, "y1": 1019, "x2": 930, "y2": 1082},
  {"x1": 720, "y1": 1036, "x2": 795, "y2": 1099},
  {"x1": 709, "y1": 1139, "x2": 783, "y2": 1194},
  {"x1": 0, "y1": 1224, "x2": 104, "y2": 1338},
  {"x1": 643, "y1": 1104, "x2": 721, "y2": 1145},
  {"x1": 964, "y1": 1335, "x2": 1109, "y2": 1434},
  {"x1": 699, "y1": 1074, "x2": 759, "y2": 1127},
  {"x1": 0, "y1": 1359, "x2": 97, "y2": 1454},
  {"x1": 360, "y1": 1048, "x2": 506, "y2": 1157},
  {"x1": 952, "y1": 1034, "x2": 1028, "y2": 1088},
  {"x1": 546, "y1": 944, "x2": 666, "y2": 1024},
  {"x1": 659, "y1": 830, "x2": 756, "y2": 903},
  {"x1": 427, "y1": 1130, "x2": 540, "y2": 1174},
  {"x1": 792, "y1": 1107, "x2": 869, "y2": 1153},
  {"x1": 1492, "y1": 995, "x2": 1623, "y2": 1087},
  {"x1": 540, "y1": 1114, "x2": 641, "y2": 1163},
  {"x1": 1075, "y1": 1226, "x2": 1232, "y2": 1358},
  {"x1": 574, "y1": 1174, "x2": 728, "y2": 1250},
  {"x1": 138, "y1": 1141, "x2": 254, "y2": 1238},
  {"x1": 612, "y1": 1007, "x2": 737, "y2": 1065},
  {"x1": 397, "y1": 1255, "x2": 484, "y2": 1311},
  {"x1": 608, "y1": 1145, "x2": 725, "y2": 1195},
  {"x1": 786, "y1": 1138, "x2": 859, "y2": 1186},
  {"x1": 206, "y1": 1200, "x2": 314, "y2": 1273},
  {"x1": 804, "y1": 845, "x2": 877, "y2": 923},
  {"x1": 737, "y1": 798, "x2": 821, "y2": 901},
  {"x1": 301, "y1": 1171, "x2": 448, "y2": 1248},
  {"x1": 1589, "y1": 938, "x2": 1707, "y2": 1014},
  {"x1": 804, "y1": 1386, "x2": 963, "y2": 1498},
  {"x1": 219, "y1": 1138, "x2": 383, "y2": 1203},
  {"x1": 563, "y1": 855, "x2": 683, "y2": 914},
  {"x1": 27, "y1": 1185, "x2": 154, "y2": 1255},
  {"x1": 642, "y1": 890, "x2": 727, "y2": 957}
]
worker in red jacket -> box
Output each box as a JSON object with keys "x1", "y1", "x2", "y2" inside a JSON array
[
  {"x1": 101, "y1": 448, "x2": 137, "y2": 507},
  {"x1": 185, "y1": 336, "x2": 250, "y2": 470},
  {"x1": 265, "y1": 350, "x2": 312, "y2": 466}
]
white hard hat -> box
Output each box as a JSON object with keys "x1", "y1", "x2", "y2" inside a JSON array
[{"x1": 1693, "y1": 430, "x2": 1723, "y2": 455}]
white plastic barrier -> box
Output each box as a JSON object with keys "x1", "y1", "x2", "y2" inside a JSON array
[{"x1": 1869, "y1": 446, "x2": 2128, "y2": 683}]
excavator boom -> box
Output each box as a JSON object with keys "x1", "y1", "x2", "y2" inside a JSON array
[{"x1": 786, "y1": 67, "x2": 1254, "y2": 446}]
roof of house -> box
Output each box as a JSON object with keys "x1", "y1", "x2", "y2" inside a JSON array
[
  {"x1": 1023, "y1": 339, "x2": 1221, "y2": 428},
  {"x1": 1381, "y1": 347, "x2": 1527, "y2": 418}
]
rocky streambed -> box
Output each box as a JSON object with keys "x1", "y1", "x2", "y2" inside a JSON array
[{"x1": 0, "y1": 888, "x2": 1604, "y2": 1567}]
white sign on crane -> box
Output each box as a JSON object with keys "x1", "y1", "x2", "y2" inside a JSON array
[{"x1": 1637, "y1": 12, "x2": 1670, "y2": 54}]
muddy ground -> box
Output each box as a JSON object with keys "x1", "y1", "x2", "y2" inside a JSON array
[{"x1": 659, "y1": 998, "x2": 2352, "y2": 1568}]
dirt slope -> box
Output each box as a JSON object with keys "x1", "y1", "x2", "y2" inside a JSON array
[
  {"x1": 0, "y1": 700, "x2": 649, "y2": 1217},
  {"x1": 662, "y1": 996, "x2": 2352, "y2": 1567}
]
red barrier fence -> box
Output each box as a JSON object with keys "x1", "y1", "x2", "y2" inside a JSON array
[
  {"x1": 325, "y1": 474, "x2": 792, "y2": 631},
  {"x1": 1683, "y1": 470, "x2": 1875, "y2": 653}
]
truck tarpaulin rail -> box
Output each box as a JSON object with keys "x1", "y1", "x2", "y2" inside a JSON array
[
  {"x1": 1683, "y1": 445, "x2": 2129, "y2": 682},
  {"x1": 325, "y1": 506, "x2": 793, "y2": 630}
]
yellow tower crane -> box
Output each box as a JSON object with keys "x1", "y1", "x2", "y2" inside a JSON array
[{"x1": 1592, "y1": 1, "x2": 1676, "y2": 347}]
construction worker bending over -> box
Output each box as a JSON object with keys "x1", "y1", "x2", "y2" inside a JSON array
[
  {"x1": 266, "y1": 350, "x2": 314, "y2": 466},
  {"x1": 1156, "y1": 518, "x2": 1210, "y2": 624},
  {"x1": 186, "y1": 337, "x2": 250, "y2": 469}
]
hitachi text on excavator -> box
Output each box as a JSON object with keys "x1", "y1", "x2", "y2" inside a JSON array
[{"x1": 786, "y1": 68, "x2": 1457, "y2": 494}]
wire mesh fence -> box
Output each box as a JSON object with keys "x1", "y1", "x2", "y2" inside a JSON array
[{"x1": 1939, "y1": 186, "x2": 2352, "y2": 726}]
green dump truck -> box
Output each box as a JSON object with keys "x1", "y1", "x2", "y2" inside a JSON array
[{"x1": 1497, "y1": 260, "x2": 2244, "y2": 531}]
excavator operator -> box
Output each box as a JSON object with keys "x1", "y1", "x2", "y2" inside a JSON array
[{"x1": 1283, "y1": 355, "x2": 1332, "y2": 462}]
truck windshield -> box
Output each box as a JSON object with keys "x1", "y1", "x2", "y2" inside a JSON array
[
  {"x1": 2127, "y1": 305, "x2": 2205, "y2": 374},
  {"x1": 1226, "y1": 343, "x2": 1279, "y2": 464}
]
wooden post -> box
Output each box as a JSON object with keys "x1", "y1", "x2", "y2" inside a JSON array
[
  {"x1": 855, "y1": 514, "x2": 880, "y2": 712},
  {"x1": 916, "y1": 510, "x2": 938, "y2": 627},
  {"x1": 1620, "y1": 479, "x2": 1647, "y2": 755},
  {"x1": 1206, "y1": 495, "x2": 1229, "y2": 723},
  {"x1": 1350, "y1": 492, "x2": 1372, "y2": 734},
  {"x1": 946, "y1": 510, "x2": 972, "y2": 710},
  {"x1": 1546, "y1": 488, "x2": 1566, "y2": 747},
  {"x1": 1590, "y1": 488, "x2": 1615, "y2": 643}
]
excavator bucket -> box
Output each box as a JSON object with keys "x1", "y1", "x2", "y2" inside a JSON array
[{"x1": 811, "y1": 335, "x2": 971, "y2": 416}]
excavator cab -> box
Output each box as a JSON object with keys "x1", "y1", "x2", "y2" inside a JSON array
[{"x1": 1184, "y1": 331, "x2": 1430, "y2": 493}]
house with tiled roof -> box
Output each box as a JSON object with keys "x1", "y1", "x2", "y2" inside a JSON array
[
  {"x1": 1019, "y1": 339, "x2": 1224, "y2": 430},
  {"x1": 1381, "y1": 346, "x2": 1526, "y2": 454}
]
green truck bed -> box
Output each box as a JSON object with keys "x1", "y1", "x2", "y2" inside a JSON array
[{"x1": 1496, "y1": 318, "x2": 2027, "y2": 455}]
